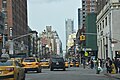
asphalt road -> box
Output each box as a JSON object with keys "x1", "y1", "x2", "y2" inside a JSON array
[{"x1": 25, "y1": 67, "x2": 119, "y2": 80}]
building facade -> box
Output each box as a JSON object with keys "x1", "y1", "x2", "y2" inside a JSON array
[
  {"x1": 0, "y1": 12, "x2": 5, "y2": 54},
  {"x1": 85, "y1": 13, "x2": 97, "y2": 59},
  {"x1": 97, "y1": 0, "x2": 108, "y2": 14},
  {"x1": 0, "y1": 0, "x2": 28, "y2": 53},
  {"x1": 96, "y1": 0, "x2": 120, "y2": 59},
  {"x1": 78, "y1": 8, "x2": 82, "y2": 29},
  {"x1": 82, "y1": 0, "x2": 97, "y2": 26},
  {"x1": 40, "y1": 26, "x2": 62, "y2": 58},
  {"x1": 65, "y1": 19, "x2": 74, "y2": 52}
]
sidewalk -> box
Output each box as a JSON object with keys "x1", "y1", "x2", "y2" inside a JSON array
[
  {"x1": 80, "y1": 65, "x2": 120, "y2": 79},
  {"x1": 100, "y1": 67, "x2": 120, "y2": 79},
  {"x1": 104, "y1": 73, "x2": 120, "y2": 79}
]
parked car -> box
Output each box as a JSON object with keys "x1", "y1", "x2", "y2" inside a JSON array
[
  {"x1": 0, "y1": 57, "x2": 25, "y2": 80},
  {"x1": 22, "y1": 57, "x2": 42, "y2": 73},
  {"x1": 50, "y1": 57, "x2": 66, "y2": 71}
]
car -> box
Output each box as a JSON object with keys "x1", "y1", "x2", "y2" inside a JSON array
[
  {"x1": 50, "y1": 57, "x2": 66, "y2": 71},
  {"x1": 75, "y1": 61, "x2": 80, "y2": 67},
  {"x1": 70, "y1": 59, "x2": 80, "y2": 67},
  {"x1": 0, "y1": 57, "x2": 25, "y2": 80},
  {"x1": 40, "y1": 59, "x2": 50, "y2": 68},
  {"x1": 22, "y1": 57, "x2": 42, "y2": 73},
  {"x1": 65, "y1": 60, "x2": 69, "y2": 68},
  {"x1": 70, "y1": 61, "x2": 74, "y2": 67}
]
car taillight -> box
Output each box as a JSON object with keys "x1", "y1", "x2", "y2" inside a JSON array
[
  {"x1": 6, "y1": 68, "x2": 14, "y2": 72},
  {"x1": 36, "y1": 63, "x2": 39, "y2": 65}
]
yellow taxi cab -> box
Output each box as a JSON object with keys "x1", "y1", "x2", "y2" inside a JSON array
[
  {"x1": 0, "y1": 57, "x2": 25, "y2": 80},
  {"x1": 65, "y1": 60, "x2": 69, "y2": 68},
  {"x1": 22, "y1": 57, "x2": 42, "y2": 73},
  {"x1": 75, "y1": 61, "x2": 79, "y2": 67},
  {"x1": 70, "y1": 61, "x2": 74, "y2": 67},
  {"x1": 40, "y1": 59, "x2": 50, "y2": 68}
]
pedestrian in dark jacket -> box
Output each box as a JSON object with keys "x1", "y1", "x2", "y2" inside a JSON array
[
  {"x1": 114, "y1": 58, "x2": 119, "y2": 73},
  {"x1": 118, "y1": 59, "x2": 120, "y2": 73},
  {"x1": 106, "y1": 57, "x2": 112, "y2": 73},
  {"x1": 90, "y1": 59, "x2": 94, "y2": 69}
]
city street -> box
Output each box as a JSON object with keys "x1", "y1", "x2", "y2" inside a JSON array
[{"x1": 25, "y1": 67, "x2": 118, "y2": 80}]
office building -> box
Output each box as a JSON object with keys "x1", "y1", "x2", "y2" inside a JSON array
[
  {"x1": 82, "y1": 0, "x2": 97, "y2": 26},
  {"x1": 96, "y1": 0, "x2": 120, "y2": 59},
  {"x1": 65, "y1": 19, "x2": 74, "y2": 47},
  {"x1": 78, "y1": 8, "x2": 82, "y2": 29},
  {"x1": 0, "y1": 0, "x2": 28, "y2": 45}
]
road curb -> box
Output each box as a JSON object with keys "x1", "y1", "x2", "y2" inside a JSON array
[{"x1": 104, "y1": 73, "x2": 120, "y2": 79}]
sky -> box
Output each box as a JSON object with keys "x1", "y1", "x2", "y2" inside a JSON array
[{"x1": 27, "y1": 0, "x2": 81, "y2": 50}]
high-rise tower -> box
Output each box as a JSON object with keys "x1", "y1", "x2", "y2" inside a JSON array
[
  {"x1": 65, "y1": 19, "x2": 74, "y2": 43},
  {"x1": 82, "y1": 0, "x2": 97, "y2": 26}
]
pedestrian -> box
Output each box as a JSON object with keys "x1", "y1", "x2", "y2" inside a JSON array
[
  {"x1": 106, "y1": 57, "x2": 112, "y2": 73},
  {"x1": 96, "y1": 58, "x2": 101, "y2": 74},
  {"x1": 90, "y1": 59, "x2": 94, "y2": 69},
  {"x1": 83, "y1": 57, "x2": 86, "y2": 69},
  {"x1": 114, "y1": 58, "x2": 119, "y2": 73}
]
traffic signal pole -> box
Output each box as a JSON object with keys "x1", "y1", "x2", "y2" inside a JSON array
[{"x1": 8, "y1": 32, "x2": 34, "y2": 55}]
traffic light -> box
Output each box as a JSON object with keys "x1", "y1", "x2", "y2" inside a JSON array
[
  {"x1": 0, "y1": 35, "x2": 2, "y2": 42},
  {"x1": 80, "y1": 35, "x2": 85, "y2": 41}
]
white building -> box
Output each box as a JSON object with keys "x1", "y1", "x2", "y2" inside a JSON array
[
  {"x1": 96, "y1": 0, "x2": 120, "y2": 59},
  {"x1": 65, "y1": 19, "x2": 74, "y2": 48}
]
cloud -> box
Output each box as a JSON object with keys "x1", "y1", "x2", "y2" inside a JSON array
[{"x1": 29, "y1": 0, "x2": 68, "y2": 4}]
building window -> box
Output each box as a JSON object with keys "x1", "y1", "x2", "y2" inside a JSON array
[
  {"x1": 83, "y1": 16, "x2": 85, "y2": 18},
  {"x1": 83, "y1": 1, "x2": 85, "y2": 3},
  {"x1": 2, "y1": 0, "x2": 7, "y2": 8},
  {"x1": 100, "y1": 23, "x2": 101, "y2": 31},
  {"x1": 102, "y1": 20, "x2": 104, "y2": 29},
  {"x1": 105, "y1": 17, "x2": 107, "y2": 26},
  {"x1": 97, "y1": 25, "x2": 99, "y2": 32}
]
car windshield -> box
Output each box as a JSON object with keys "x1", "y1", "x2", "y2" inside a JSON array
[
  {"x1": 52, "y1": 58, "x2": 64, "y2": 62},
  {"x1": 24, "y1": 59, "x2": 36, "y2": 62},
  {"x1": 0, "y1": 60, "x2": 13, "y2": 66},
  {"x1": 10, "y1": 54, "x2": 27, "y2": 58},
  {"x1": 40, "y1": 60, "x2": 49, "y2": 62}
]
